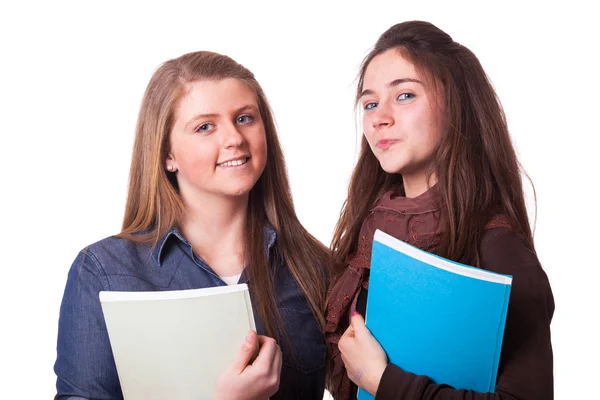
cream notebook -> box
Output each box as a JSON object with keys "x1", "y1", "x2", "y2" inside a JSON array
[{"x1": 99, "y1": 284, "x2": 256, "y2": 400}]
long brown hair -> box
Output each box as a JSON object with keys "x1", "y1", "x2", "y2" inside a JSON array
[
  {"x1": 117, "y1": 51, "x2": 329, "y2": 338},
  {"x1": 332, "y1": 21, "x2": 535, "y2": 271}
]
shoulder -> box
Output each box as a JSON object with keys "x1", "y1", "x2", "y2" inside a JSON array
[
  {"x1": 86, "y1": 233, "x2": 151, "y2": 255},
  {"x1": 79, "y1": 234, "x2": 154, "y2": 277},
  {"x1": 60, "y1": 236, "x2": 141, "y2": 301},
  {"x1": 480, "y1": 228, "x2": 552, "y2": 301},
  {"x1": 480, "y1": 228, "x2": 538, "y2": 269}
]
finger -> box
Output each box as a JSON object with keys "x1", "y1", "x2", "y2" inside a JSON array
[
  {"x1": 254, "y1": 335, "x2": 277, "y2": 366},
  {"x1": 272, "y1": 343, "x2": 283, "y2": 375},
  {"x1": 339, "y1": 323, "x2": 356, "y2": 351},
  {"x1": 343, "y1": 323, "x2": 355, "y2": 338},
  {"x1": 339, "y1": 335, "x2": 355, "y2": 357},
  {"x1": 230, "y1": 330, "x2": 258, "y2": 374},
  {"x1": 267, "y1": 345, "x2": 283, "y2": 395},
  {"x1": 350, "y1": 312, "x2": 368, "y2": 337},
  {"x1": 340, "y1": 353, "x2": 354, "y2": 381}
]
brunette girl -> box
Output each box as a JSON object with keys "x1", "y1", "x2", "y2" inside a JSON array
[{"x1": 326, "y1": 21, "x2": 554, "y2": 400}]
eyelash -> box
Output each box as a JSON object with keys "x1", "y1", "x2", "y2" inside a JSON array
[
  {"x1": 195, "y1": 123, "x2": 214, "y2": 133},
  {"x1": 194, "y1": 114, "x2": 255, "y2": 134},
  {"x1": 363, "y1": 93, "x2": 416, "y2": 110},
  {"x1": 398, "y1": 93, "x2": 415, "y2": 101},
  {"x1": 236, "y1": 114, "x2": 254, "y2": 124}
]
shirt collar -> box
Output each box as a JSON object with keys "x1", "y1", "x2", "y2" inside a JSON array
[{"x1": 152, "y1": 225, "x2": 277, "y2": 267}]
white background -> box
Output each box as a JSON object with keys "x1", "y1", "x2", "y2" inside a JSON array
[{"x1": 1, "y1": 1, "x2": 598, "y2": 398}]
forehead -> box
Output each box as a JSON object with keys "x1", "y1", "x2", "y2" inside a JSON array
[
  {"x1": 363, "y1": 49, "x2": 419, "y2": 88},
  {"x1": 176, "y1": 78, "x2": 257, "y2": 117}
]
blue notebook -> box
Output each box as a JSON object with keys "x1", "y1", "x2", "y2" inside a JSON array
[{"x1": 357, "y1": 230, "x2": 512, "y2": 399}]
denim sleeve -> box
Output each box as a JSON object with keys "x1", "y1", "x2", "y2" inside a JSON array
[{"x1": 54, "y1": 249, "x2": 123, "y2": 400}]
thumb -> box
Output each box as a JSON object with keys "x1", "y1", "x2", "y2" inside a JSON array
[
  {"x1": 230, "y1": 330, "x2": 257, "y2": 374},
  {"x1": 350, "y1": 312, "x2": 368, "y2": 336}
]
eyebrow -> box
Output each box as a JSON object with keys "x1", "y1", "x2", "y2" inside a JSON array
[
  {"x1": 185, "y1": 104, "x2": 258, "y2": 129},
  {"x1": 359, "y1": 78, "x2": 423, "y2": 98}
]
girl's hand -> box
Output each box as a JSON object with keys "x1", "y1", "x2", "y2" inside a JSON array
[
  {"x1": 213, "y1": 330, "x2": 282, "y2": 400},
  {"x1": 338, "y1": 312, "x2": 388, "y2": 396}
]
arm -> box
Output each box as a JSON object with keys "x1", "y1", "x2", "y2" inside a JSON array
[
  {"x1": 54, "y1": 249, "x2": 123, "y2": 399},
  {"x1": 376, "y1": 266, "x2": 553, "y2": 400},
  {"x1": 342, "y1": 229, "x2": 554, "y2": 400}
]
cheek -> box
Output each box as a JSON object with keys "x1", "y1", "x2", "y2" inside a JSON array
[
  {"x1": 175, "y1": 142, "x2": 215, "y2": 172},
  {"x1": 362, "y1": 118, "x2": 375, "y2": 145},
  {"x1": 410, "y1": 108, "x2": 442, "y2": 151},
  {"x1": 249, "y1": 128, "x2": 268, "y2": 159},
  {"x1": 256, "y1": 133, "x2": 268, "y2": 154},
  {"x1": 421, "y1": 121, "x2": 443, "y2": 154},
  {"x1": 425, "y1": 132, "x2": 442, "y2": 154}
]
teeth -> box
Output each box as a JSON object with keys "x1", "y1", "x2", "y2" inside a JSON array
[{"x1": 219, "y1": 158, "x2": 248, "y2": 167}]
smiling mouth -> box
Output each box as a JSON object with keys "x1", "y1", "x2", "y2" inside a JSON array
[{"x1": 217, "y1": 157, "x2": 250, "y2": 168}]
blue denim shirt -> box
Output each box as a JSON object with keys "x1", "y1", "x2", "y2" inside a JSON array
[{"x1": 54, "y1": 227, "x2": 326, "y2": 399}]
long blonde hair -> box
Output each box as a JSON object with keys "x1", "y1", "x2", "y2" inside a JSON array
[{"x1": 118, "y1": 51, "x2": 329, "y2": 337}]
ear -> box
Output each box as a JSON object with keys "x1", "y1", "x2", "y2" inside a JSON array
[{"x1": 165, "y1": 154, "x2": 177, "y2": 172}]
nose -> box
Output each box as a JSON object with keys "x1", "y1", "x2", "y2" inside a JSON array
[
  {"x1": 371, "y1": 103, "x2": 394, "y2": 129},
  {"x1": 221, "y1": 122, "x2": 245, "y2": 148}
]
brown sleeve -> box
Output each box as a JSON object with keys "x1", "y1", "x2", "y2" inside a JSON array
[{"x1": 374, "y1": 228, "x2": 555, "y2": 400}]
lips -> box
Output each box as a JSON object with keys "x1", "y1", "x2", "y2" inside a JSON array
[{"x1": 376, "y1": 139, "x2": 400, "y2": 150}]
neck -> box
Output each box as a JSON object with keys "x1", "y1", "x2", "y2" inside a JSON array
[
  {"x1": 402, "y1": 172, "x2": 437, "y2": 198},
  {"x1": 180, "y1": 191, "x2": 249, "y2": 277}
]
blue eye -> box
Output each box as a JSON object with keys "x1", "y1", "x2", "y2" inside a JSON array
[
  {"x1": 364, "y1": 102, "x2": 378, "y2": 111},
  {"x1": 397, "y1": 93, "x2": 415, "y2": 101},
  {"x1": 237, "y1": 114, "x2": 254, "y2": 124},
  {"x1": 195, "y1": 123, "x2": 213, "y2": 133}
]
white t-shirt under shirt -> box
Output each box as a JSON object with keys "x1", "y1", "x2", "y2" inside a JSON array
[{"x1": 220, "y1": 273, "x2": 241, "y2": 286}]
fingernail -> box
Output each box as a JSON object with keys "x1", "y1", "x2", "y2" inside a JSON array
[{"x1": 246, "y1": 331, "x2": 253, "y2": 342}]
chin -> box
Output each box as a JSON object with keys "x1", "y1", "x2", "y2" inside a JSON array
[
  {"x1": 374, "y1": 152, "x2": 405, "y2": 174},
  {"x1": 225, "y1": 191, "x2": 251, "y2": 198},
  {"x1": 379, "y1": 161, "x2": 404, "y2": 175},
  {"x1": 223, "y1": 187, "x2": 253, "y2": 198},
  {"x1": 223, "y1": 179, "x2": 258, "y2": 198}
]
